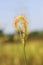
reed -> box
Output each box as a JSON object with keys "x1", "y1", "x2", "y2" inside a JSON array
[{"x1": 14, "y1": 15, "x2": 27, "y2": 65}]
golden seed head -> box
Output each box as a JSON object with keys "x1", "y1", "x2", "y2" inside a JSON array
[{"x1": 14, "y1": 15, "x2": 27, "y2": 44}]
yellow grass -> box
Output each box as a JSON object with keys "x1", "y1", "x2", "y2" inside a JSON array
[{"x1": 0, "y1": 40, "x2": 43, "y2": 65}]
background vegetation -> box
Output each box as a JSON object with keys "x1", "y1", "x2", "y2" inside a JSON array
[{"x1": 0, "y1": 30, "x2": 43, "y2": 65}]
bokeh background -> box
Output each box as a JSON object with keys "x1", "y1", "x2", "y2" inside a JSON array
[{"x1": 0, "y1": 0, "x2": 43, "y2": 65}]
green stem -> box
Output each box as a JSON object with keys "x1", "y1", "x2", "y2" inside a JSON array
[
  {"x1": 23, "y1": 44, "x2": 27, "y2": 65},
  {"x1": 19, "y1": 31, "x2": 27, "y2": 65}
]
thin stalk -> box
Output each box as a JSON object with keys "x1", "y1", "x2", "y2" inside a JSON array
[
  {"x1": 20, "y1": 31, "x2": 27, "y2": 65},
  {"x1": 23, "y1": 41, "x2": 27, "y2": 65}
]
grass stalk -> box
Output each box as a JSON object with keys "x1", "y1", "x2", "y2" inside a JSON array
[{"x1": 20, "y1": 31, "x2": 27, "y2": 65}]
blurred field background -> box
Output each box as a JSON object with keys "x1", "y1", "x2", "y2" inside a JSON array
[
  {"x1": 0, "y1": 0, "x2": 43, "y2": 65},
  {"x1": 0, "y1": 30, "x2": 43, "y2": 65}
]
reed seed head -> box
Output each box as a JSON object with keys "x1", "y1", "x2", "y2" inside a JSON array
[{"x1": 14, "y1": 15, "x2": 27, "y2": 45}]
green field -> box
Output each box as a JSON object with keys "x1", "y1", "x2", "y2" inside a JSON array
[
  {"x1": 0, "y1": 40, "x2": 43, "y2": 65},
  {"x1": 0, "y1": 31, "x2": 43, "y2": 65}
]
